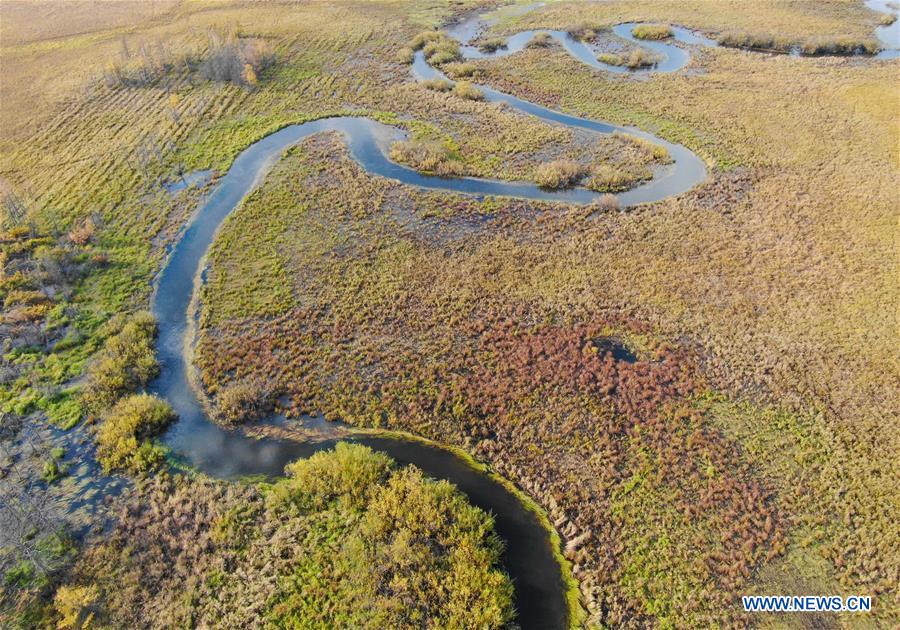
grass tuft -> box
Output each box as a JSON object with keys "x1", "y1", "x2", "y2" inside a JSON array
[
  {"x1": 477, "y1": 37, "x2": 508, "y2": 53},
  {"x1": 631, "y1": 24, "x2": 674, "y2": 40},
  {"x1": 598, "y1": 48, "x2": 660, "y2": 68},
  {"x1": 526, "y1": 32, "x2": 555, "y2": 48},
  {"x1": 422, "y1": 78, "x2": 453, "y2": 92},
  {"x1": 389, "y1": 140, "x2": 465, "y2": 176},
  {"x1": 534, "y1": 159, "x2": 585, "y2": 189},
  {"x1": 452, "y1": 80, "x2": 484, "y2": 100}
]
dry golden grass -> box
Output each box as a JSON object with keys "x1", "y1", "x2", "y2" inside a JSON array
[
  {"x1": 496, "y1": 0, "x2": 885, "y2": 43},
  {"x1": 0, "y1": 0, "x2": 180, "y2": 46}
]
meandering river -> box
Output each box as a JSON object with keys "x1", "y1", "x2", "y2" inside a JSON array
[{"x1": 147, "y1": 3, "x2": 898, "y2": 628}]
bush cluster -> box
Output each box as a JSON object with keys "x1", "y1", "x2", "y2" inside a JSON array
[
  {"x1": 534, "y1": 159, "x2": 585, "y2": 189},
  {"x1": 586, "y1": 164, "x2": 647, "y2": 192},
  {"x1": 96, "y1": 393, "x2": 175, "y2": 473},
  {"x1": 80, "y1": 312, "x2": 158, "y2": 417},
  {"x1": 58, "y1": 445, "x2": 514, "y2": 628},
  {"x1": 452, "y1": 80, "x2": 484, "y2": 100},
  {"x1": 213, "y1": 376, "x2": 273, "y2": 424},
  {"x1": 614, "y1": 132, "x2": 671, "y2": 162},
  {"x1": 442, "y1": 61, "x2": 477, "y2": 78},
  {"x1": 409, "y1": 31, "x2": 461, "y2": 65},
  {"x1": 477, "y1": 37, "x2": 508, "y2": 53},
  {"x1": 421, "y1": 77, "x2": 453, "y2": 92},
  {"x1": 716, "y1": 31, "x2": 880, "y2": 55}
]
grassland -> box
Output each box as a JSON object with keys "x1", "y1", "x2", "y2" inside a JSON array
[
  {"x1": 195, "y1": 11, "x2": 897, "y2": 629},
  {"x1": 1, "y1": 0, "x2": 898, "y2": 628}
]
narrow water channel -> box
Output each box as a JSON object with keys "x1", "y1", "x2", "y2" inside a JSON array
[
  {"x1": 147, "y1": 7, "x2": 721, "y2": 629},
  {"x1": 147, "y1": 0, "x2": 898, "y2": 625}
]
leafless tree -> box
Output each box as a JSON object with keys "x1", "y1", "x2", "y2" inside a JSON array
[{"x1": 0, "y1": 416, "x2": 62, "y2": 579}]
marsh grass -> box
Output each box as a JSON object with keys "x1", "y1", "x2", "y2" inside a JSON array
[
  {"x1": 717, "y1": 31, "x2": 880, "y2": 55},
  {"x1": 614, "y1": 132, "x2": 671, "y2": 162},
  {"x1": 414, "y1": 32, "x2": 461, "y2": 65},
  {"x1": 533, "y1": 159, "x2": 585, "y2": 189},
  {"x1": 396, "y1": 46, "x2": 415, "y2": 64},
  {"x1": 586, "y1": 164, "x2": 649, "y2": 192},
  {"x1": 477, "y1": 37, "x2": 508, "y2": 53},
  {"x1": 631, "y1": 24, "x2": 673, "y2": 40},
  {"x1": 452, "y1": 80, "x2": 484, "y2": 100},
  {"x1": 421, "y1": 77, "x2": 453, "y2": 92},
  {"x1": 597, "y1": 48, "x2": 660, "y2": 68},
  {"x1": 443, "y1": 61, "x2": 477, "y2": 78},
  {"x1": 213, "y1": 376, "x2": 274, "y2": 424},
  {"x1": 566, "y1": 22, "x2": 598, "y2": 41},
  {"x1": 526, "y1": 32, "x2": 555, "y2": 48},
  {"x1": 389, "y1": 140, "x2": 464, "y2": 176}
]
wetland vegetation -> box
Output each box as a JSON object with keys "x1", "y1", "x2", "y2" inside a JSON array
[{"x1": 1, "y1": 0, "x2": 898, "y2": 628}]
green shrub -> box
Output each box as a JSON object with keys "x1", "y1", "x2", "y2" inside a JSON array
[
  {"x1": 799, "y1": 36, "x2": 880, "y2": 55},
  {"x1": 422, "y1": 38, "x2": 461, "y2": 65},
  {"x1": 452, "y1": 80, "x2": 483, "y2": 100},
  {"x1": 534, "y1": 159, "x2": 585, "y2": 189},
  {"x1": 42, "y1": 457, "x2": 67, "y2": 483},
  {"x1": 428, "y1": 49, "x2": 461, "y2": 65},
  {"x1": 598, "y1": 52, "x2": 625, "y2": 66},
  {"x1": 631, "y1": 24, "x2": 673, "y2": 40},
  {"x1": 716, "y1": 31, "x2": 793, "y2": 52},
  {"x1": 96, "y1": 393, "x2": 175, "y2": 473},
  {"x1": 275, "y1": 442, "x2": 393, "y2": 511},
  {"x1": 717, "y1": 30, "x2": 879, "y2": 55},
  {"x1": 80, "y1": 312, "x2": 158, "y2": 417}
]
